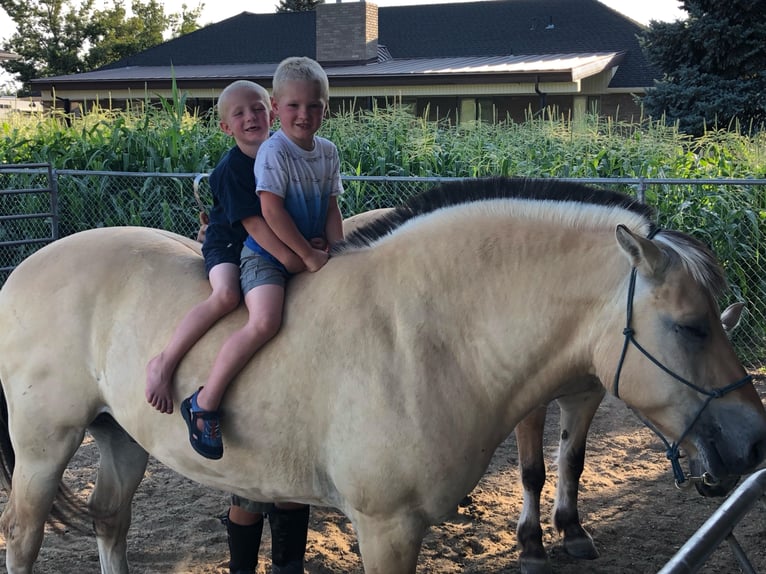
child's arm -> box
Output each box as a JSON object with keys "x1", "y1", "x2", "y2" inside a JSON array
[
  {"x1": 260, "y1": 191, "x2": 329, "y2": 272},
  {"x1": 241, "y1": 214, "x2": 305, "y2": 274},
  {"x1": 325, "y1": 196, "x2": 344, "y2": 248}
]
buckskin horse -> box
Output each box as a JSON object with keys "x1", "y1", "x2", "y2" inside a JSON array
[
  {"x1": 341, "y1": 203, "x2": 749, "y2": 574},
  {"x1": 1, "y1": 178, "x2": 764, "y2": 574}
]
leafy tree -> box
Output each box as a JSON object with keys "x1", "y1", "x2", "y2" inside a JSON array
[
  {"x1": 0, "y1": 0, "x2": 202, "y2": 95},
  {"x1": 0, "y1": 0, "x2": 94, "y2": 91},
  {"x1": 276, "y1": 0, "x2": 323, "y2": 13},
  {"x1": 168, "y1": 3, "x2": 204, "y2": 37},
  {"x1": 85, "y1": 1, "x2": 167, "y2": 70},
  {"x1": 640, "y1": 0, "x2": 766, "y2": 135}
]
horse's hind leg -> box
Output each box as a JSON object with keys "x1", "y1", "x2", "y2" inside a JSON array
[
  {"x1": 553, "y1": 378, "x2": 604, "y2": 560},
  {"x1": 1, "y1": 427, "x2": 85, "y2": 574},
  {"x1": 87, "y1": 415, "x2": 149, "y2": 574},
  {"x1": 515, "y1": 405, "x2": 552, "y2": 574}
]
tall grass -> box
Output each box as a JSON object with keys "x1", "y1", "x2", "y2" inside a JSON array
[
  {"x1": 2, "y1": 101, "x2": 763, "y2": 180},
  {"x1": 0, "y1": 98, "x2": 230, "y2": 172},
  {"x1": 321, "y1": 106, "x2": 765, "y2": 180}
]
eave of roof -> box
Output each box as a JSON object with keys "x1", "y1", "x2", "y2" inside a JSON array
[{"x1": 32, "y1": 52, "x2": 624, "y2": 88}]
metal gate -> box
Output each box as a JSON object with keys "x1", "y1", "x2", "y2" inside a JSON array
[
  {"x1": 0, "y1": 163, "x2": 58, "y2": 284},
  {"x1": 659, "y1": 468, "x2": 766, "y2": 573}
]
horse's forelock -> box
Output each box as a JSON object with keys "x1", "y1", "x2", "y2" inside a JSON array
[{"x1": 654, "y1": 230, "x2": 728, "y2": 298}]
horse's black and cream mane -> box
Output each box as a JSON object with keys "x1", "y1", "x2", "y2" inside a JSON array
[
  {"x1": 335, "y1": 177, "x2": 655, "y2": 251},
  {"x1": 333, "y1": 177, "x2": 727, "y2": 297}
]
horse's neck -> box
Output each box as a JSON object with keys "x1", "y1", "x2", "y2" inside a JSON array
[{"x1": 364, "y1": 218, "x2": 625, "y2": 435}]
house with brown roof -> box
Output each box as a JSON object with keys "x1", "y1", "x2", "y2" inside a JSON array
[{"x1": 31, "y1": 0, "x2": 659, "y2": 123}]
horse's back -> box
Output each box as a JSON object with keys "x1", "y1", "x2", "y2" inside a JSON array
[
  {"x1": 1, "y1": 227, "x2": 209, "y2": 335},
  {"x1": 3, "y1": 226, "x2": 204, "y2": 298}
]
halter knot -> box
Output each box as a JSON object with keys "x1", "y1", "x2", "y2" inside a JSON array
[
  {"x1": 666, "y1": 446, "x2": 687, "y2": 484},
  {"x1": 665, "y1": 449, "x2": 676, "y2": 461}
]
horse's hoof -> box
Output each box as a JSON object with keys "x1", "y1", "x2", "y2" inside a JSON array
[
  {"x1": 563, "y1": 535, "x2": 599, "y2": 560},
  {"x1": 519, "y1": 556, "x2": 553, "y2": 574}
]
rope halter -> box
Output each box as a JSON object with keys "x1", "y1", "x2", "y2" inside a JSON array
[{"x1": 611, "y1": 230, "x2": 751, "y2": 487}]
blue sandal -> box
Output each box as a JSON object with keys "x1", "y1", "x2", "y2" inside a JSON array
[{"x1": 180, "y1": 388, "x2": 223, "y2": 460}]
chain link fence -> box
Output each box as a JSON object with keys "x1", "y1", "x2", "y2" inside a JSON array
[
  {"x1": 0, "y1": 164, "x2": 58, "y2": 278},
  {"x1": 1, "y1": 168, "x2": 765, "y2": 370}
]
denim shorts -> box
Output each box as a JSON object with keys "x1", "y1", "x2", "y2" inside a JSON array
[
  {"x1": 240, "y1": 245, "x2": 288, "y2": 295},
  {"x1": 230, "y1": 494, "x2": 274, "y2": 514},
  {"x1": 202, "y1": 243, "x2": 241, "y2": 276}
]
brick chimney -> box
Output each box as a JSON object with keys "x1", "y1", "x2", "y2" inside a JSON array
[{"x1": 316, "y1": 1, "x2": 378, "y2": 66}]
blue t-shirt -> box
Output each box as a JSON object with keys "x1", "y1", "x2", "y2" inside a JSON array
[
  {"x1": 203, "y1": 145, "x2": 261, "y2": 251},
  {"x1": 244, "y1": 129, "x2": 343, "y2": 254}
]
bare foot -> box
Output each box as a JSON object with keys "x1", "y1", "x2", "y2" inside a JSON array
[{"x1": 146, "y1": 354, "x2": 174, "y2": 414}]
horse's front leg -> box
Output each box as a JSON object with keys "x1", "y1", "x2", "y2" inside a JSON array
[
  {"x1": 515, "y1": 405, "x2": 551, "y2": 574},
  {"x1": 552, "y1": 377, "x2": 604, "y2": 560},
  {"x1": 351, "y1": 510, "x2": 427, "y2": 574}
]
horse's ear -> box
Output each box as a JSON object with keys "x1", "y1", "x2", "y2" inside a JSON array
[
  {"x1": 721, "y1": 301, "x2": 746, "y2": 334},
  {"x1": 615, "y1": 225, "x2": 666, "y2": 277}
]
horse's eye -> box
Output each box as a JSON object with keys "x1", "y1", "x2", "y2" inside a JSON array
[{"x1": 675, "y1": 323, "x2": 707, "y2": 340}]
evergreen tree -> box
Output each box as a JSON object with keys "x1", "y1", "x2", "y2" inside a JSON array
[
  {"x1": 640, "y1": 0, "x2": 766, "y2": 135},
  {"x1": 276, "y1": 0, "x2": 323, "y2": 13}
]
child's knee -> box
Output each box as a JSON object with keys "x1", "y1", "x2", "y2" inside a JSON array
[
  {"x1": 215, "y1": 287, "x2": 241, "y2": 312},
  {"x1": 251, "y1": 313, "x2": 282, "y2": 339},
  {"x1": 262, "y1": 315, "x2": 283, "y2": 339}
]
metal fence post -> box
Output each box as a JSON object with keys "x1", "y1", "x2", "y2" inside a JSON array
[{"x1": 658, "y1": 469, "x2": 766, "y2": 574}]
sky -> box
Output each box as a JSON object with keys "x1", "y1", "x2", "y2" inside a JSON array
[
  {"x1": 187, "y1": 0, "x2": 687, "y2": 27},
  {"x1": 188, "y1": 0, "x2": 687, "y2": 27},
  {"x1": 0, "y1": 0, "x2": 687, "y2": 44}
]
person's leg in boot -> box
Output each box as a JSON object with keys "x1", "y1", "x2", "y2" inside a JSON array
[
  {"x1": 222, "y1": 496, "x2": 273, "y2": 574},
  {"x1": 269, "y1": 503, "x2": 310, "y2": 574}
]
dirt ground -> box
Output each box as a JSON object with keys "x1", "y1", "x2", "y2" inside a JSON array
[{"x1": 2, "y1": 378, "x2": 765, "y2": 574}]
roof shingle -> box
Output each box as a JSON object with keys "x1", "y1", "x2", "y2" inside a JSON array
[{"x1": 98, "y1": 0, "x2": 657, "y2": 88}]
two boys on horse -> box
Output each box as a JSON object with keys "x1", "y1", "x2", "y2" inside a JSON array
[{"x1": 145, "y1": 56, "x2": 343, "y2": 574}]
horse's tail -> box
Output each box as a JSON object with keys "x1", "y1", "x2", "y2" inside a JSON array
[
  {"x1": 0, "y1": 380, "x2": 92, "y2": 533},
  {"x1": 0, "y1": 382, "x2": 15, "y2": 494}
]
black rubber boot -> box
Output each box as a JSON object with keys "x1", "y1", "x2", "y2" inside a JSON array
[
  {"x1": 221, "y1": 512, "x2": 264, "y2": 574},
  {"x1": 269, "y1": 505, "x2": 310, "y2": 574}
]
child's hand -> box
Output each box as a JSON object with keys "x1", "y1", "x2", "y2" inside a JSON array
[
  {"x1": 310, "y1": 237, "x2": 328, "y2": 252},
  {"x1": 303, "y1": 248, "x2": 329, "y2": 272},
  {"x1": 282, "y1": 252, "x2": 306, "y2": 274}
]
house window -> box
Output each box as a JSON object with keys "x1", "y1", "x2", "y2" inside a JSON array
[{"x1": 476, "y1": 98, "x2": 496, "y2": 123}]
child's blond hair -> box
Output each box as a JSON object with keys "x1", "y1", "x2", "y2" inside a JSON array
[
  {"x1": 272, "y1": 57, "x2": 330, "y2": 106},
  {"x1": 217, "y1": 80, "x2": 271, "y2": 121}
]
